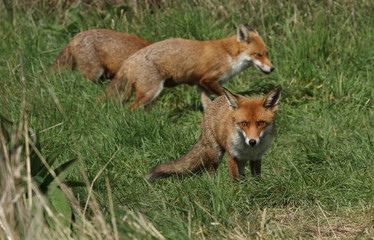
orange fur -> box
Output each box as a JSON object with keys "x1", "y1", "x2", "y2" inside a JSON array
[
  {"x1": 104, "y1": 24, "x2": 274, "y2": 109},
  {"x1": 50, "y1": 29, "x2": 152, "y2": 80},
  {"x1": 147, "y1": 86, "x2": 282, "y2": 181}
]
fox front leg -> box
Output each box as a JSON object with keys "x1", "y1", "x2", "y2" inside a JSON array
[
  {"x1": 198, "y1": 86, "x2": 212, "y2": 110},
  {"x1": 199, "y1": 77, "x2": 224, "y2": 97},
  {"x1": 237, "y1": 161, "x2": 247, "y2": 178},
  {"x1": 227, "y1": 154, "x2": 245, "y2": 181},
  {"x1": 250, "y1": 159, "x2": 261, "y2": 177}
]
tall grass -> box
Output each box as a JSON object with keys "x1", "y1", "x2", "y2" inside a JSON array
[
  {"x1": 1, "y1": 0, "x2": 374, "y2": 238},
  {"x1": 0, "y1": 112, "x2": 165, "y2": 239}
]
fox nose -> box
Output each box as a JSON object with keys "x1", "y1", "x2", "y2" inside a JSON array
[
  {"x1": 249, "y1": 139, "x2": 257, "y2": 146},
  {"x1": 270, "y1": 67, "x2": 275, "y2": 72}
]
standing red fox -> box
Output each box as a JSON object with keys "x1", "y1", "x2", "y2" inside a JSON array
[
  {"x1": 147, "y1": 86, "x2": 282, "y2": 181},
  {"x1": 105, "y1": 24, "x2": 274, "y2": 110},
  {"x1": 50, "y1": 29, "x2": 152, "y2": 80}
]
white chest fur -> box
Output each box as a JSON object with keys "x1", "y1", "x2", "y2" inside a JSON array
[
  {"x1": 228, "y1": 124, "x2": 274, "y2": 162},
  {"x1": 218, "y1": 54, "x2": 251, "y2": 84}
]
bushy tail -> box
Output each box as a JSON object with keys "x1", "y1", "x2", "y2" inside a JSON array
[
  {"x1": 50, "y1": 45, "x2": 75, "y2": 70},
  {"x1": 146, "y1": 138, "x2": 209, "y2": 180}
]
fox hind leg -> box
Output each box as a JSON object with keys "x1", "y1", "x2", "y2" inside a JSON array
[
  {"x1": 77, "y1": 60, "x2": 105, "y2": 81},
  {"x1": 75, "y1": 49, "x2": 104, "y2": 81},
  {"x1": 101, "y1": 75, "x2": 132, "y2": 104},
  {"x1": 131, "y1": 79, "x2": 165, "y2": 110},
  {"x1": 83, "y1": 67, "x2": 104, "y2": 81}
]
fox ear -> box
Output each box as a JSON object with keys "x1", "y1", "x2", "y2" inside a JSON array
[
  {"x1": 237, "y1": 24, "x2": 255, "y2": 44},
  {"x1": 263, "y1": 86, "x2": 282, "y2": 109},
  {"x1": 222, "y1": 87, "x2": 239, "y2": 110}
]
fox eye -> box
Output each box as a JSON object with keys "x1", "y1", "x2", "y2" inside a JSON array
[
  {"x1": 256, "y1": 53, "x2": 263, "y2": 58},
  {"x1": 241, "y1": 121, "x2": 248, "y2": 127},
  {"x1": 257, "y1": 121, "x2": 265, "y2": 127}
]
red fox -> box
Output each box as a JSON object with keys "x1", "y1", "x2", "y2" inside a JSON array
[
  {"x1": 50, "y1": 29, "x2": 152, "y2": 80},
  {"x1": 104, "y1": 24, "x2": 274, "y2": 110},
  {"x1": 146, "y1": 86, "x2": 281, "y2": 181}
]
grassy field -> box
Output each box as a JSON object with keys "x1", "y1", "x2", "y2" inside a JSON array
[{"x1": 1, "y1": 0, "x2": 373, "y2": 239}]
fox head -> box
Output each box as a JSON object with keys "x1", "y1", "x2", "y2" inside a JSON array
[
  {"x1": 236, "y1": 24, "x2": 274, "y2": 74},
  {"x1": 223, "y1": 86, "x2": 282, "y2": 147}
]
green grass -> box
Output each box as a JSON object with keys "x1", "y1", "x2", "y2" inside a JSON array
[{"x1": 1, "y1": 0, "x2": 374, "y2": 238}]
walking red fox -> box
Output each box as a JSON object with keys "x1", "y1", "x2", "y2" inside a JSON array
[
  {"x1": 146, "y1": 86, "x2": 282, "y2": 181},
  {"x1": 104, "y1": 24, "x2": 274, "y2": 110},
  {"x1": 50, "y1": 29, "x2": 152, "y2": 80}
]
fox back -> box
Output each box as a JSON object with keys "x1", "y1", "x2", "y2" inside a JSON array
[{"x1": 51, "y1": 29, "x2": 152, "y2": 81}]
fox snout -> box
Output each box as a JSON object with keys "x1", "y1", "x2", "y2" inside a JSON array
[
  {"x1": 248, "y1": 139, "x2": 257, "y2": 147},
  {"x1": 260, "y1": 66, "x2": 275, "y2": 75},
  {"x1": 236, "y1": 123, "x2": 262, "y2": 147},
  {"x1": 265, "y1": 66, "x2": 275, "y2": 74},
  {"x1": 253, "y1": 60, "x2": 274, "y2": 74},
  {"x1": 244, "y1": 136, "x2": 260, "y2": 147}
]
